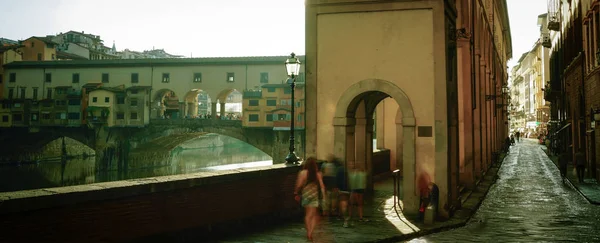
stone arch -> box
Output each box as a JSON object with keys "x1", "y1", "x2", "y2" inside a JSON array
[
  {"x1": 40, "y1": 136, "x2": 96, "y2": 159},
  {"x1": 333, "y1": 78, "x2": 418, "y2": 211},
  {"x1": 182, "y1": 89, "x2": 212, "y2": 118},
  {"x1": 214, "y1": 88, "x2": 243, "y2": 120},
  {"x1": 152, "y1": 89, "x2": 179, "y2": 119}
]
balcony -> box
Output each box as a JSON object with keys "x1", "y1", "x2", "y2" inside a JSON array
[
  {"x1": 543, "y1": 83, "x2": 559, "y2": 101},
  {"x1": 541, "y1": 33, "x2": 551, "y2": 48},
  {"x1": 547, "y1": 12, "x2": 560, "y2": 31}
]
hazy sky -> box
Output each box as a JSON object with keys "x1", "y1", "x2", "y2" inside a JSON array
[{"x1": 0, "y1": 0, "x2": 546, "y2": 60}]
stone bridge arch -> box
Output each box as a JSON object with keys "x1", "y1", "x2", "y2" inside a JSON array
[
  {"x1": 151, "y1": 88, "x2": 179, "y2": 119},
  {"x1": 333, "y1": 78, "x2": 418, "y2": 211}
]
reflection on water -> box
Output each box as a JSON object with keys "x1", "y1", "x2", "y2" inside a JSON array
[{"x1": 0, "y1": 134, "x2": 272, "y2": 192}]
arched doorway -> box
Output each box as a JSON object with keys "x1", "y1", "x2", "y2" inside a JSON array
[
  {"x1": 152, "y1": 89, "x2": 179, "y2": 119},
  {"x1": 334, "y1": 79, "x2": 418, "y2": 211}
]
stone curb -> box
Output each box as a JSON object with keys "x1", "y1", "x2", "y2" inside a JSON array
[
  {"x1": 372, "y1": 157, "x2": 505, "y2": 243},
  {"x1": 542, "y1": 149, "x2": 600, "y2": 205}
]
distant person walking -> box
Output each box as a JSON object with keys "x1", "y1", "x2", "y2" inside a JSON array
[
  {"x1": 558, "y1": 148, "x2": 569, "y2": 184},
  {"x1": 321, "y1": 155, "x2": 339, "y2": 217},
  {"x1": 575, "y1": 150, "x2": 586, "y2": 183},
  {"x1": 515, "y1": 131, "x2": 521, "y2": 142},
  {"x1": 294, "y1": 157, "x2": 326, "y2": 241}
]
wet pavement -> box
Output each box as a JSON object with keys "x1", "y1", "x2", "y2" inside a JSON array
[{"x1": 411, "y1": 139, "x2": 600, "y2": 242}]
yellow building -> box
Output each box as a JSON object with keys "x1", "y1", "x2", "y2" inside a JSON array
[
  {"x1": 0, "y1": 45, "x2": 23, "y2": 100},
  {"x1": 87, "y1": 88, "x2": 119, "y2": 127},
  {"x1": 242, "y1": 82, "x2": 305, "y2": 128},
  {"x1": 19, "y1": 37, "x2": 57, "y2": 61},
  {"x1": 3, "y1": 57, "x2": 304, "y2": 121}
]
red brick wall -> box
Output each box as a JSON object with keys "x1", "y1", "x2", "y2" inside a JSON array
[{"x1": 0, "y1": 166, "x2": 301, "y2": 243}]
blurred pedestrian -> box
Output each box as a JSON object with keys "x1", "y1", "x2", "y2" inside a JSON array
[
  {"x1": 335, "y1": 158, "x2": 351, "y2": 227},
  {"x1": 349, "y1": 168, "x2": 369, "y2": 223},
  {"x1": 294, "y1": 157, "x2": 326, "y2": 241},
  {"x1": 558, "y1": 148, "x2": 569, "y2": 184},
  {"x1": 321, "y1": 155, "x2": 339, "y2": 217},
  {"x1": 575, "y1": 150, "x2": 586, "y2": 183}
]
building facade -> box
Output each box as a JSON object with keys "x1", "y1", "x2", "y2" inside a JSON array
[
  {"x1": 242, "y1": 83, "x2": 305, "y2": 129},
  {"x1": 305, "y1": 0, "x2": 511, "y2": 218},
  {"x1": 1, "y1": 57, "x2": 305, "y2": 128}
]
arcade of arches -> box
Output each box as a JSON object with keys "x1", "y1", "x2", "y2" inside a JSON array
[{"x1": 151, "y1": 89, "x2": 242, "y2": 120}]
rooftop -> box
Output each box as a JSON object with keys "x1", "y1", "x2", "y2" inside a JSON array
[{"x1": 3, "y1": 55, "x2": 306, "y2": 69}]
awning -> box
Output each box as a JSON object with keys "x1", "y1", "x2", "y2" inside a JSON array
[
  {"x1": 554, "y1": 123, "x2": 571, "y2": 135},
  {"x1": 86, "y1": 106, "x2": 110, "y2": 112}
]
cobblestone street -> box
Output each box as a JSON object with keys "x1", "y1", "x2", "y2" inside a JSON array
[{"x1": 410, "y1": 139, "x2": 600, "y2": 242}]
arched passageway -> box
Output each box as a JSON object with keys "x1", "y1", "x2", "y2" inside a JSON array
[
  {"x1": 333, "y1": 79, "x2": 419, "y2": 211},
  {"x1": 183, "y1": 89, "x2": 212, "y2": 119},
  {"x1": 152, "y1": 89, "x2": 179, "y2": 119},
  {"x1": 214, "y1": 89, "x2": 242, "y2": 120}
]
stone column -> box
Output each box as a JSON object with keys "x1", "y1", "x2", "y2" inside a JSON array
[
  {"x1": 401, "y1": 117, "x2": 418, "y2": 213},
  {"x1": 355, "y1": 118, "x2": 367, "y2": 170},
  {"x1": 220, "y1": 102, "x2": 226, "y2": 119},
  {"x1": 211, "y1": 103, "x2": 218, "y2": 120},
  {"x1": 376, "y1": 104, "x2": 385, "y2": 149},
  {"x1": 333, "y1": 117, "x2": 355, "y2": 167},
  {"x1": 365, "y1": 117, "x2": 374, "y2": 193}
]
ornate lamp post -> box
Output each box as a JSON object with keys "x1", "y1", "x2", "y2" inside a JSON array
[{"x1": 285, "y1": 53, "x2": 301, "y2": 164}]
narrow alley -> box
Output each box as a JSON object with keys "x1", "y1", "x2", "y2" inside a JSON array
[{"x1": 411, "y1": 139, "x2": 600, "y2": 242}]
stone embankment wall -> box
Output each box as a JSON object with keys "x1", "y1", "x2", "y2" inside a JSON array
[{"x1": 0, "y1": 164, "x2": 302, "y2": 243}]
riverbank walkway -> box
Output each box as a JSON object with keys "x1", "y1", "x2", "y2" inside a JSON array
[{"x1": 222, "y1": 161, "x2": 503, "y2": 242}]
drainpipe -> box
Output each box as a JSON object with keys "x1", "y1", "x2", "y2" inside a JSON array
[{"x1": 245, "y1": 64, "x2": 248, "y2": 91}]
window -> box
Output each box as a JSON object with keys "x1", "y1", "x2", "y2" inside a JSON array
[
  {"x1": 13, "y1": 114, "x2": 22, "y2": 122},
  {"x1": 130, "y1": 89, "x2": 138, "y2": 94},
  {"x1": 117, "y1": 97, "x2": 125, "y2": 104},
  {"x1": 68, "y1": 112, "x2": 80, "y2": 120},
  {"x1": 267, "y1": 87, "x2": 276, "y2": 92},
  {"x1": 248, "y1": 114, "x2": 259, "y2": 122},
  {"x1": 104, "y1": 97, "x2": 110, "y2": 103},
  {"x1": 42, "y1": 113, "x2": 51, "y2": 120},
  {"x1": 249, "y1": 100, "x2": 259, "y2": 106},
  {"x1": 130, "y1": 99, "x2": 138, "y2": 106},
  {"x1": 72, "y1": 73, "x2": 79, "y2": 83},
  {"x1": 31, "y1": 42, "x2": 35, "y2": 47},
  {"x1": 55, "y1": 100, "x2": 66, "y2": 106},
  {"x1": 55, "y1": 113, "x2": 66, "y2": 119},
  {"x1": 130, "y1": 112, "x2": 138, "y2": 120},
  {"x1": 51, "y1": 54, "x2": 55, "y2": 60},
  {"x1": 298, "y1": 114, "x2": 303, "y2": 122},
  {"x1": 162, "y1": 73, "x2": 170, "y2": 83},
  {"x1": 0, "y1": 74, "x2": 3, "y2": 84},
  {"x1": 284, "y1": 88, "x2": 292, "y2": 94},
  {"x1": 260, "y1": 72, "x2": 269, "y2": 83},
  {"x1": 92, "y1": 97, "x2": 98, "y2": 103},
  {"x1": 47, "y1": 88, "x2": 53, "y2": 99},
  {"x1": 7, "y1": 89, "x2": 13, "y2": 99},
  {"x1": 266, "y1": 114, "x2": 273, "y2": 121},
  {"x1": 37, "y1": 53, "x2": 42, "y2": 61},
  {"x1": 278, "y1": 114, "x2": 287, "y2": 121},
  {"x1": 2, "y1": 115, "x2": 8, "y2": 122},
  {"x1": 20, "y1": 87, "x2": 25, "y2": 99},
  {"x1": 297, "y1": 101, "x2": 301, "y2": 107},
  {"x1": 116, "y1": 112, "x2": 125, "y2": 120},
  {"x1": 194, "y1": 73, "x2": 202, "y2": 82},
  {"x1": 266, "y1": 99, "x2": 277, "y2": 106},
  {"x1": 131, "y1": 73, "x2": 139, "y2": 83},
  {"x1": 102, "y1": 73, "x2": 109, "y2": 83},
  {"x1": 9, "y1": 73, "x2": 15, "y2": 83},
  {"x1": 32, "y1": 88, "x2": 38, "y2": 100},
  {"x1": 68, "y1": 99, "x2": 80, "y2": 105},
  {"x1": 227, "y1": 72, "x2": 235, "y2": 82},
  {"x1": 31, "y1": 113, "x2": 38, "y2": 121}
]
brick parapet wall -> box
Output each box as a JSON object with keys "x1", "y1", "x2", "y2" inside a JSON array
[{"x1": 0, "y1": 164, "x2": 302, "y2": 243}]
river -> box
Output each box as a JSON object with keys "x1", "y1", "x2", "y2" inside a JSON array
[{"x1": 0, "y1": 133, "x2": 272, "y2": 192}]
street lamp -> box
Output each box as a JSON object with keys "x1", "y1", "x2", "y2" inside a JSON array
[{"x1": 285, "y1": 53, "x2": 301, "y2": 164}]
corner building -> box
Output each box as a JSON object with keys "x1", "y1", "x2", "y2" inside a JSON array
[{"x1": 305, "y1": 0, "x2": 511, "y2": 218}]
